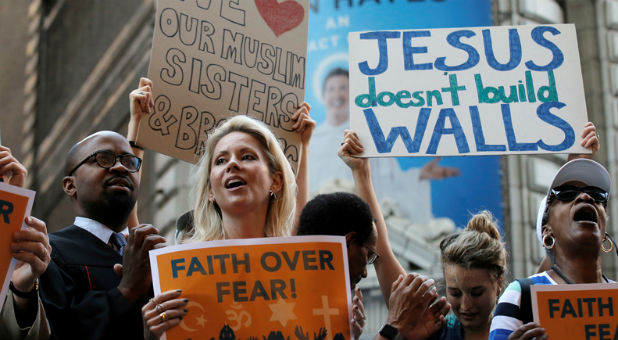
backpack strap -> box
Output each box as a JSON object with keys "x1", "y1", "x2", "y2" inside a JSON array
[{"x1": 516, "y1": 278, "x2": 534, "y2": 324}]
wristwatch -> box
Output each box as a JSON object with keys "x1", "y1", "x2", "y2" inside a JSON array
[{"x1": 379, "y1": 323, "x2": 400, "y2": 340}]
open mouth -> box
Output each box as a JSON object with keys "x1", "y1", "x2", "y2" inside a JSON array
[
  {"x1": 573, "y1": 205, "x2": 598, "y2": 224},
  {"x1": 225, "y1": 178, "x2": 246, "y2": 189}
]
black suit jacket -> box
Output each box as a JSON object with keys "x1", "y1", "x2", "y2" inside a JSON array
[{"x1": 39, "y1": 225, "x2": 144, "y2": 340}]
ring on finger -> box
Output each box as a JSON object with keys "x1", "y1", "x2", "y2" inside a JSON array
[
  {"x1": 160, "y1": 312, "x2": 168, "y2": 322},
  {"x1": 155, "y1": 304, "x2": 164, "y2": 313}
]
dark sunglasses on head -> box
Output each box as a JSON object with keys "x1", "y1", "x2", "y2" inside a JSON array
[
  {"x1": 550, "y1": 185, "x2": 609, "y2": 204},
  {"x1": 69, "y1": 150, "x2": 142, "y2": 175}
]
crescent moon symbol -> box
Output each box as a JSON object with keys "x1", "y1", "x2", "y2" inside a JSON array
[{"x1": 179, "y1": 301, "x2": 206, "y2": 332}]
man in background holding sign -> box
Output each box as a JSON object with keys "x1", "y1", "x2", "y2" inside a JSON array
[{"x1": 0, "y1": 145, "x2": 52, "y2": 340}]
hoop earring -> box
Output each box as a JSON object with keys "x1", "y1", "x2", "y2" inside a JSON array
[
  {"x1": 543, "y1": 234, "x2": 555, "y2": 250},
  {"x1": 269, "y1": 190, "x2": 277, "y2": 201},
  {"x1": 601, "y1": 233, "x2": 614, "y2": 253}
]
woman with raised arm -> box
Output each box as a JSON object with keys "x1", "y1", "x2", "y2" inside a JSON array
[
  {"x1": 535, "y1": 121, "x2": 600, "y2": 273},
  {"x1": 128, "y1": 77, "x2": 321, "y2": 338},
  {"x1": 338, "y1": 131, "x2": 450, "y2": 340},
  {"x1": 126, "y1": 78, "x2": 314, "y2": 231},
  {"x1": 340, "y1": 131, "x2": 508, "y2": 340}
]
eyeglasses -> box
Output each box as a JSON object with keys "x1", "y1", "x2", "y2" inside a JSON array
[
  {"x1": 550, "y1": 185, "x2": 609, "y2": 205},
  {"x1": 69, "y1": 150, "x2": 142, "y2": 175},
  {"x1": 366, "y1": 246, "x2": 380, "y2": 265}
]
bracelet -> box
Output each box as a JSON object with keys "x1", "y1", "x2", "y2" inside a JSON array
[
  {"x1": 129, "y1": 141, "x2": 144, "y2": 150},
  {"x1": 9, "y1": 280, "x2": 38, "y2": 299}
]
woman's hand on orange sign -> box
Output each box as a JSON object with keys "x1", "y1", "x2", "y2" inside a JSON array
[{"x1": 142, "y1": 289, "x2": 189, "y2": 339}]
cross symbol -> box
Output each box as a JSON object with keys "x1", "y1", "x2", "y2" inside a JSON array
[{"x1": 312, "y1": 295, "x2": 340, "y2": 338}]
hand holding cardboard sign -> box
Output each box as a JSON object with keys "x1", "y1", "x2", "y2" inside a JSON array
[
  {"x1": 291, "y1": 102, "x2": 314, "y2": 146},
  {"x1": 338, "y1": 130, "x2": 368, "y2": 173},
  {"x1": 128, "y1": 77, "x2": 155, "y2": 144},
  {"x1": 0, "y1": 145, "x2": 27, "y2": 187},
  {"x1": 126, "y1": 78, "x2": 153, "y2": 228},
  {"x1": 567, "y1": 122, "x2": 599, "y2": 161}
]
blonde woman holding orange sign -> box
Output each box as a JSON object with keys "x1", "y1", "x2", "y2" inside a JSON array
[{"x1": 133, "y1": 80, "x2": 317, "y2": 338}]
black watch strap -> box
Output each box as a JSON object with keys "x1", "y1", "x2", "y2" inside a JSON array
[
  {"x1": 379, "y1": 323, "x2": 399, "y2": 340},
  {"x1": 9, "y1": 280, "x2": 38, "y2": 299}
]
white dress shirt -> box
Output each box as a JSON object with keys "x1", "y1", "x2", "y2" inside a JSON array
[{"x1": 73, "y1": 216, "x2": 129, "y2": 245}]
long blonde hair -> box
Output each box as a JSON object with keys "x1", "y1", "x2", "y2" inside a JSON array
[
  {"x1": 189, "y1": 116, "x2": 296, "y2": 242},
  {"x1": 440, "y1": 210, "x2": 506, "y2": 281}
]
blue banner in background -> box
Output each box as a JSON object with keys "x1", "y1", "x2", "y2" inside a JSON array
[{"x1": 305, "y1": 0, "x2": 502, "y2": 230}]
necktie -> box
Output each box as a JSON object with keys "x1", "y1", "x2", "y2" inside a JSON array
[{"x1": 110, "y1": 232, "x2": 127, "y2": 256}]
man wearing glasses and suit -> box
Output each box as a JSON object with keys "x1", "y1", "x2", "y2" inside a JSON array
[{"x1": 38, "y1": 131, "x2": 165, "y2": 340}]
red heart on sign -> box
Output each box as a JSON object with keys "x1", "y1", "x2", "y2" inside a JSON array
[{"x1": 255, "y1": 0, "x2": 305, "y2": 37}]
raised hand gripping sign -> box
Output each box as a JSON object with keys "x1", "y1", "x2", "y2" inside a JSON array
[
  {"x1": 150, "y1": 236, "x2": 352, "y2": 340},
  {"x1": 348, "y1": 24, "x2": 589, "y2": 157},
  {"x1": 138, "y1": 0, "x2": 309, "y2": 166},
  {"x1": 531, "y1": 283, "x2": 618, "y2": 340},
  {"x1": 0, "y1": 182, "x2": 35, "y2": 308}
]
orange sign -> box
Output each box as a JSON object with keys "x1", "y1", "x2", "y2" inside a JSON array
[
  {"x1": 0, "y1": 182, "x2": 35, "y2": 308},
  {"x1": 150, "y1": 236, "x2": 352, "y2": 340},
  {"x1": 532, "y1": 283, "x2": 618, "y2": 340}
]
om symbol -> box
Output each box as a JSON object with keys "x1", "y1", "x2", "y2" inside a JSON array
[{"x1": 225, "y1": 302, "x2": 252, "y2": 331}]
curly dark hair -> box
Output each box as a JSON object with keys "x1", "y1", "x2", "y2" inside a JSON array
[{"x1": 297, "y1": 192, "x2": 373, "y2": 245}]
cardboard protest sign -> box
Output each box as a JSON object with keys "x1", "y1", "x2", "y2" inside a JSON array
[
  {"x1": 531, "y1": 283, "x2": 618, "y2": 340},
  {"x1": 0, "y1": 182, "x2": 35, "y2": 308},
  {"x1": 150, "y1": 236, "x2": 352, "y2": 340},
  {"x1": 348, "y1": 24, "x2": 589, "y2": 157},
  {"x1": 138, "y1": 0, "x2": 309, "y2": 167}
]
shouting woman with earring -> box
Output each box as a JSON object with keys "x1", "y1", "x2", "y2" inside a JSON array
[{"x1": 489, "y1": 158, "x2": 616, "y2": 340}]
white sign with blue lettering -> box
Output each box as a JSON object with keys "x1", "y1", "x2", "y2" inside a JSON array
[{"x1": 348, "y1": 24, "x2": 589, "y2": 157}]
